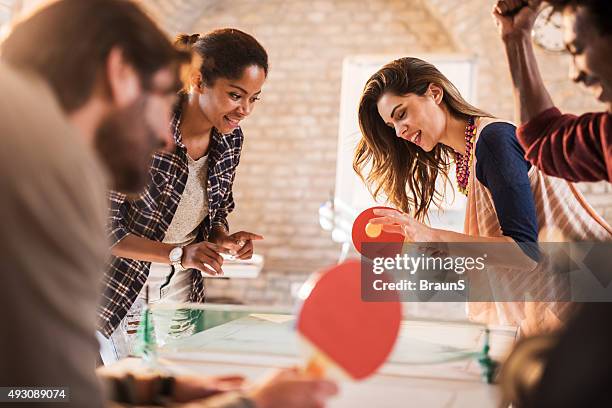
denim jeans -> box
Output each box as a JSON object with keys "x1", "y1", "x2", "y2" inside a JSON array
[{"x1": 98, "y1": 263, "x2": 195, "y2": 364}]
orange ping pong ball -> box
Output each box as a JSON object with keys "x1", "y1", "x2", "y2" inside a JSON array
[{"x1": 365, "y1": 222, "x2": 382, "y2": 238}]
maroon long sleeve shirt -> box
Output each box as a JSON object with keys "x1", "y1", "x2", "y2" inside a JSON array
[{"x1": 516, "y1": 107, "x2": 612, "y2": 182}]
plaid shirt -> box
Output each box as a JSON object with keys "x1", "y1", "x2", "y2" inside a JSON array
[{"x1": 97, "y1": 100, "x2": 243, "y2": 337}]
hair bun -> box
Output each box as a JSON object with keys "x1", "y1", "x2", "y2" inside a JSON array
[
  {"x1": 188, "y1": 33, "x2": 200, "y2": 44},
  {"x1": 175, "y1": 33, "x2": 200, "y2": 47}
]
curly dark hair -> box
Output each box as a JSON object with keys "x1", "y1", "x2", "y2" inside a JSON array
[
  {"x1": 175, "y1": 28, "x2": 268, "y2": 87},
  {"x1": 547, "y1": 0, "x2": 612, "y2": 35}
]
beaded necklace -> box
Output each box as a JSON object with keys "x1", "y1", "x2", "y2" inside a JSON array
[{"x1": 454, "y1": 116, "x2": 477, "y2": 196}]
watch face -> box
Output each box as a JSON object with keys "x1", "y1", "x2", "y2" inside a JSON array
[
  {"x1": 532, "y1": 5, "x2": 565, "y2": 53},
  {"x1": 169, "y1": 247, "x2": 183, "y2": 262}
]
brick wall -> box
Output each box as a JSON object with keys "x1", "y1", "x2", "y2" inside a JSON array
[
  {"x1": 136, "y1": 0, "x2": 612, "y2": 307},
  {"x1": 0, "y1": 1, "x2": 17, "y2": 29}
]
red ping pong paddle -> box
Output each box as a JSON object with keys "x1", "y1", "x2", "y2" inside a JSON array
[
  {"x1": 296, "y1": 260, "x2": 402, "y2": 380},
  {"x1": 352, "y1": 206, "x2": 405, "y2": 259}
]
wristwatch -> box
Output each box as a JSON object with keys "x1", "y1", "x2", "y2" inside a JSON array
[{"x1": 169, "y1": 246, "x2": 184, "y2": 268}]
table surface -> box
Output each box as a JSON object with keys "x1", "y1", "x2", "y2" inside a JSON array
[{"x1": 141, "y1": 313, "x2": 517, "y2": 408}]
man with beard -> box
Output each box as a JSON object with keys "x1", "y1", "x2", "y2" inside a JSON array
[{"x1": 0, "y1": 1, "x2": 337, "y2": 407}]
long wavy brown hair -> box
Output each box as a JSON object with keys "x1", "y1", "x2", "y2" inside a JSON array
[{"x1": 354, "y1": 57, "x2": 490, "y2": 221}]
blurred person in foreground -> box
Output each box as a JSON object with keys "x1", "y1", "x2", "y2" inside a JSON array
[{"x1": 0, "y1": 0, "x2": 337, "y2": 407}]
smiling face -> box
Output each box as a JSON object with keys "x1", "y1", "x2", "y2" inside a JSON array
[
  {"x1": 376, "y1": 84, "x2": 447, "y2": 152},
  {"x1": 563, "y1": 5, "x2": 612, "y2": 112},
  {"x1": 198, "y1": 64, "x2": 267, "y2": 134}
]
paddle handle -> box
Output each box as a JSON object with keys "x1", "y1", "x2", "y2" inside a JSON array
[{"x1": 305, "y1": 353, "x2": 327, "y2": 378}]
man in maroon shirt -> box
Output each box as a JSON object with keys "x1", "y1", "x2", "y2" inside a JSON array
[
  {"x1": 493, "y1": 0, "x2": 612, "y2": 182},
  {"x1": 492, "y1": 3, "x2": 612, "y2": 407}
]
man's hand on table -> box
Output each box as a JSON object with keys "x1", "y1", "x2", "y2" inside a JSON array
[
  {"x1": 177, "y1": 368, "x2": 339, "y2": 408},
  {"x1": 248, "y1": 368, "x2": 339, "y2": 408},
  {"x1": 172, "y1": 374, "x2": 247, "y2": 403},
  {"x1": 100, "y1": 363, "x2": 338, "y2": 407}
]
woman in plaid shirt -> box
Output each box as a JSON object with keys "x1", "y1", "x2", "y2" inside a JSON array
[{"x1": 98, "y1": 29, "x2": 267, "y2": 360}]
